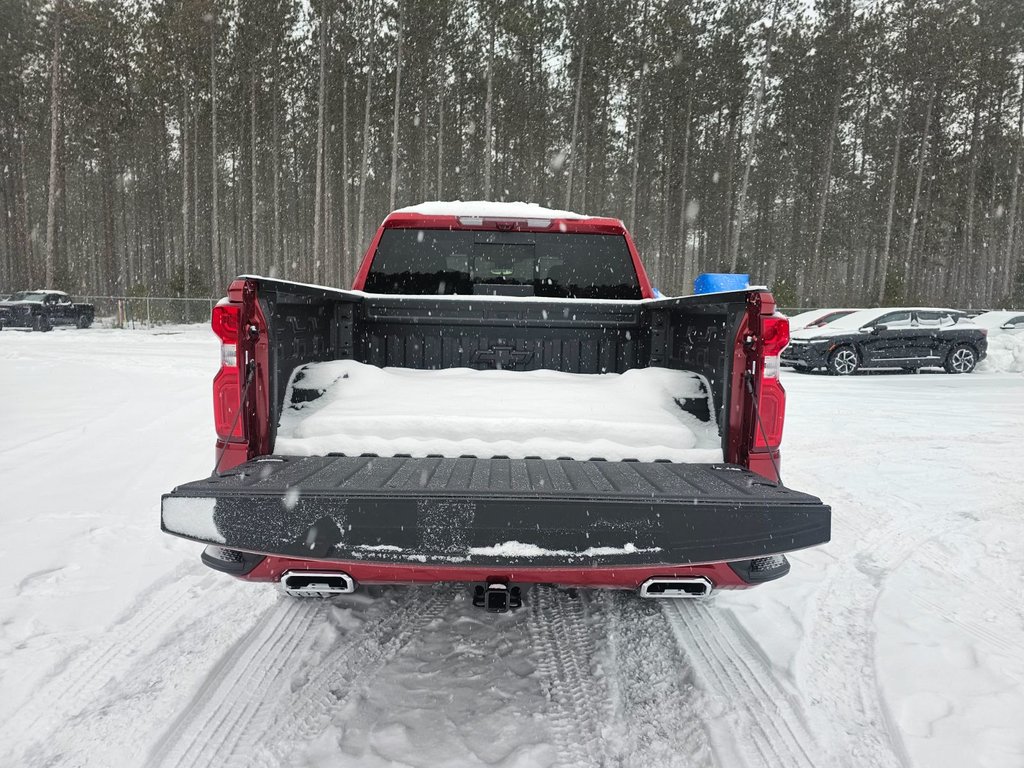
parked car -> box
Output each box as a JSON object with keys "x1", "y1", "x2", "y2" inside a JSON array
[
  {"x1": 970, "y1": 310, "x2": 1024, "y2": 335},
  {"x1": 782, "y1": 307, "x2": 987, "y2": 375},
  {"x1": 160, "y1": 202, "x2": 830, "y2": 611},
  {"x1": 785, "y1": 308, "x2": 859, "y2": 331},
  {"x1": 0, "y1": 290, "x2": 95, "y2": 332}
]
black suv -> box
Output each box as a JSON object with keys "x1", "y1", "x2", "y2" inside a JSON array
[
  {"x1": 782, "y1": 307, "x2": 987, "y2": 375},
  {"x1": 0, "y1": 290, "x2": 95, "y2": 332}
]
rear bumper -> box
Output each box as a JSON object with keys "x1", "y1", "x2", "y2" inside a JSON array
[
  {"x1": 165, "y1": 455, "x2": 830, "y2": 586},
  {"x1": 203, "y1": 550, "x2": 791, "y2": 589}
]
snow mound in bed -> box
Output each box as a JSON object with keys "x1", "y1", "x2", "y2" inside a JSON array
[{"x1": 275, "y1": 361, "x2": 723, "y2": 463}]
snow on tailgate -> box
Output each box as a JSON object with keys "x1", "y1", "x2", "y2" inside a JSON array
[
  {"x1": 161, "y1": 496, "x2": 223, "y2": 543},
  {"x1": 274, "y1": 360, "x2": 723, "y2": 463}
]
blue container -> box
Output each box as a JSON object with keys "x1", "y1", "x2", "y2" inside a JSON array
[{"x1": 693, "y1": 272, "x2": 750, "y2": 295}]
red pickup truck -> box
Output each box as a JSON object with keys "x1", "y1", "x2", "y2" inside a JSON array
[{"x1": 161, "y1": 203, "x2": 829, "y2": 611}]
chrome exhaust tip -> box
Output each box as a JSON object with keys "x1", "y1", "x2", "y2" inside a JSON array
[
  {"x1": 280, "y1": 570, "x2": 356, "y2": 598},
  {"x1": 638, "y1": 576, "x2": 713, "y2": 599}
]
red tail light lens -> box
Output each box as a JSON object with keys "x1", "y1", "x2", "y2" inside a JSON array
[
  {"x1": 762, "y1": 315, "x2": 791, "y2": 357},
  {"x1": 755, "y1": 379, "x2": 785, "y2": 448},
  {"x1": 212, "y1": 301, "x2": 243, "y2": 441},
  {"x1": 755, "y1": 314, "x2": 788, "y2": 449},
  {"x1": 213, "y1": 367, "x2": 243, "y2": 439},
  {"x1": 212, "y1": 302, "x2": 240, "y2": 344}
]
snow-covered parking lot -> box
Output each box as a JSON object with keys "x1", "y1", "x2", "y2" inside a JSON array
[{"x1": 1, "y1": 325, "x2": 1022, "y2": 768}]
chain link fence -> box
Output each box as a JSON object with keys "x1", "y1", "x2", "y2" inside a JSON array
[{"x1": 79, "y1": 296, "x2": 216, "y2": 328}]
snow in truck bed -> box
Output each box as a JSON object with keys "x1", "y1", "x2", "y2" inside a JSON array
[{"x1": 274, "y1": 360, "x2": 723, "y2": 463}]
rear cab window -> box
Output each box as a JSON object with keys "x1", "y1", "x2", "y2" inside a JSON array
[{"x1": 363, "y1": 229, "x2": 642, "y2": 300}]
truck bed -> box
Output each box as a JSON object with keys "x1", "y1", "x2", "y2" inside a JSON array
[
  {"x1": 275, "y1": 360, "x2": 723, "y2": 463},
  {"x1": 161, "y1": 454, "x2": 830, "y2": 567}
]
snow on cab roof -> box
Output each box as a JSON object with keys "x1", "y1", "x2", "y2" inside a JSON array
[{"x1": 393, "y1": 200, "x2": 591, "y2": 220}]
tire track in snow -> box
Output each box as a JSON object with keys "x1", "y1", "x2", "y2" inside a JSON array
[
  {"x1": 662, "y1": 600, "x2": 822, "y2": 768},
  {"x1": 14, "y1": 581, "x2": 278, "y2": 768},
  {"x1": 528, "y1": 587, "x2": 609, "y2": 768},
  {"x1": 793, "y1": 516, "x2": 969, "y2": 768},
  {"x1": 904, "y1": 538, "x2": 1024, "y2": 681},
  {"x1": 601, "y1": 592, "x2": 713, "y2": 768},
  {"x1": 151, "y1": 597, "x2": 329, "y2": 768},
  {"x1": 244, "y1": 585, "x2": 457, "y2": 768},
  {"x1": 909, "y1": 591, "x2": 1024, "y2": 683},
  {"x1": 0, "y1": 565, "x2": 228, "y2": 752}
]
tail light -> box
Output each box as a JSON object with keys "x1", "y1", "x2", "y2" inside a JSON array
[
  {"x1": 755, "y1": 314, "x2": 789, "y2": 449},
  {"x1": 212, "y1": 301, "x2": 243, "y2": 441}
]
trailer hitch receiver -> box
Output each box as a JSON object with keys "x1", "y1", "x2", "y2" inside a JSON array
[{"x1": 473, "y1": 582, "x2": 522, "y2": 612}]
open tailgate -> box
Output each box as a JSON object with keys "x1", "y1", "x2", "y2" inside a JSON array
[{"x1": 161, "y1": 455, "x2": 830, "y2": 567}]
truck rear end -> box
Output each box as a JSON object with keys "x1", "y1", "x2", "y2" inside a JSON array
[{"x1": 161, "y1": 205, "x2": 828, "y2": 608}]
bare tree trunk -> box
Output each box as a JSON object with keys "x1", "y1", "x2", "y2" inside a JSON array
[
  {"x1": 810, "y1": 89, "x2": 843, "y2": 294},
  {"x1": 210, "y1": 15, "x2": 220, "y2": 289},
  {"x1": 342, "y1": 79, "x2": 351, "y2": 281},
  {"x1": 357, "y1": 0, "x2": 378, "y2": 252},
  {"x1": 313, "y1": 13, "x2": 327, "y2": 283},
  {"x1": 389, "y1": 0, "x2": 404, "y2": 210},
  {"x1": 723, "y1": 109, "x2": 739, "y2": 267},
  {"x1": 565, "y1": 38, "x2": 586, "y2": 209},
  {"x1": 232, "y1": 149, "x2": 239, "y2": 277},
  {"x1": 191, "y1": 112, "x2": 199, "y2": 287},
  {"x1": 248, "y1": 74, "x2": 258, "y2": 278},
  {"x1": 44, "y1": 0, "x2": 64, "y2": 288},
  {"x1": 659, "y1": 123, "x2": 674, "y2": 259},
  {"x1": 677, "y1": 81, "x2": 694, "y2": 291},
  {"x1": 484, "y1": 30, "x2": 494, "y2": 199},
  {"x1": 904, "y1": 84, "x2": 936, "y2": 296},
  {"x1": 272, "y1": 65, "x2": 281, "y2": 278},
  {"x1": 878, "y1": 90, "x2": 906, "y2": 304},
  {"x1": 159, "y1": 113, "x2": 172, "y2": 285},
  {"x1": 420, "y1": 99, "x2": 429, "y2": 202},
  {"x1": 729, "y1": 0, "x2": 780, "y2": 271},
  {"x1": 960, "y1": 81, "x2": 983, "y2": 305},
  {"x1": 0, "y1": 174, "x2": 12, "y2": 288},
  {"x1": 324, "y1": 119, "x2": 333, "y2": 284},
  {"x1": 181, "y1": 90, "x2": 189, "y2": 295},
  {"x1": 99, "y1": 136, "x2": 116, "y2": 293},
  {"x1": 436, "y1": 94, "x2": 444, "y2": 198},
  {"x1": 121, "y1": 149, "x2": 133, "y2": 291},
  {"x1": 854, "y1": 75, "x2": 874, "y2": 302},
  {"x1": 628, "y1": 0, "x2": 650, "y2": 231},
  {"x1": 1004, "y1": 72, "x2": 1024, "y2": 300},
  {"x1": 18, "y1": 132, "x2": 34, "y2": 286}
]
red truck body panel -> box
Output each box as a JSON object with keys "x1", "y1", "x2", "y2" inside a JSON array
[{"x1": 243, "y1": 556, "x2": 751, "y2": 590}]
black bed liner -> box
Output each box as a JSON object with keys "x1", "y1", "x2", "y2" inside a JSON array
[{"x1": 161, "y1": 455, "x2": 830, "y2": 567}]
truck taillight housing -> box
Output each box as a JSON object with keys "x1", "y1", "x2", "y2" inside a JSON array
[
  {"x1": 755, "y1": 314, "x2": 789, "y2": 449},
  {"x1": 212, "y1": 302, "x2": 244, "y2": 441}
]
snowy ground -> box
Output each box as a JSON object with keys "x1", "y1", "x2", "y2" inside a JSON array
[{"x1": 1, "y1": 325, "x2": 1022, "y2": 768}]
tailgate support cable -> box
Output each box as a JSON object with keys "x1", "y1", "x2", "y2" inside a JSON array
[
  {"x1": 743, "y1": 372, "x2": 783, "y2": 485},
  {"x1": 213, "y1": 359, "x2": 257, "y2": 476}
]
